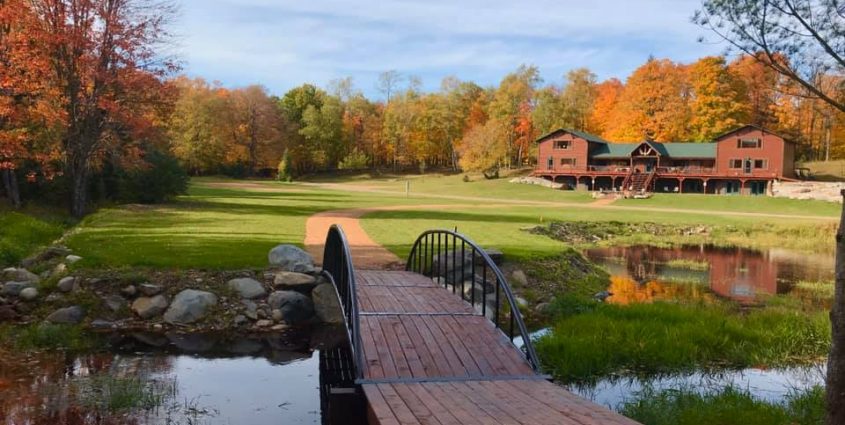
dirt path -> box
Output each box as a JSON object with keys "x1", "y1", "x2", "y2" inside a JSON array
[{"x1": 304, "y1": 204, "x2": 469, "y2": 270}]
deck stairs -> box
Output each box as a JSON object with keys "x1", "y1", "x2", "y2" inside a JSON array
[{"x1": 623, "y1": 171, "x2": 656, "y2": 196}]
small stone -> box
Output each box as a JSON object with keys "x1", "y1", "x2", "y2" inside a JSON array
[
  {"x1": 271, "y1": 324, "x2": 287, "y2": 331},
  {"x1": 139, "y1": 284, "x2": 162, "y2": 296},
  {"x1": 46, "y1": 305, "x2": 85, "y2": 324},
  {"x1": 86, "y1": 278, "x2": 102, "y2": 285},
  {"x1": 57, "y1": 276, "x2": 77, "y2": 293},
  {"x1": 90, "y1": 319, "x2": 114, "y2": 329},
  {"x1": 511, "y1": 270, "x2": 528, "y2": 286},
  {"x1": 45, "y1": 293, "x2": 64, "y2": 303},
  {"x1": 312, "y1": 283, "x2": 343, "y2": 323},
  {"x1": 52, "y1": 263, "x2": 67, "y2": 276},
  {"x1": 268, "y1": 245, "x2": 315, "y2": 273},
  {"x1": 272, "y1": 272, "x2": 318, "y2": 291},
  {"x1": 256, "y1": 319, "x2": 273, "y2": 328},
  {"x1": 3, "y1": 268, "x2": 40, "y2": 283},
  {"x1": 267, "y1": 290, "x2": 315, "y2": 324},
  {"x1": 131, "y1": 295, "x2": 169, "y2": 319},
  {"x1": 65, "y1": 255, "x2": 83, "y2": 264},
  {"x1": 153, "y1": 324, "x2": 163, "y2": 331},
  {"x1": 103, "y1": 295, "x2": 126, "y2": 312},
  {"x1": 233, "y1": 315, "x2": 248, "y2": 327},
  {"x1": 163, "y1": 289, "x2": 217, "y2": 324},
  {"x1": 120, "y1": 285, "x2": 138, "y2": 298},
  {"x1": 227, "y1": 278, "x2": 266, "y2": 299},
  {"x1": 242, "y1": 300, "x2": 258, "y2": 320},
  {"x1": 271, "y1": 309, "x2": 283, "y2": 322},
  {"x1": 2, "y1": 282, "x2": 33, "y2": 297},
  {"x1": 0, "y1": 305, "x2": 18, "y2": 321},
  {"x1": 19, "y1": 287, "x2": 38, "y2": 301}
]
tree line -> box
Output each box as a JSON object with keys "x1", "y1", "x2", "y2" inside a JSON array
[{"x1": 3, "y1": 0, "x2": 845, "y2": 218}]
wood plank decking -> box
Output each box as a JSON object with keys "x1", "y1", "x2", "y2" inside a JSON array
[{"x1": 356, "y1": 269, "x2": 639, "y2": 425}]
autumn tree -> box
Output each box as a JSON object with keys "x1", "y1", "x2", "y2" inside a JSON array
[
  {"x1": 457, "y1": 119, "x2": 506, "y2": 177},
  {"x1": 607, "y1": 58, "x2": 691, "y2": 142},
  {"x1": 688, "y1": 56, "x2": 750, "y2": 141},
  {"x1": 28, "y1": 0, "x2": 178, "y2": 217},
  {"x1": 167, "y1": 78, "x2": 230, "y2": 174},
  {"x1": 560, "y1": 68, "x2": 597, "y2": 131},
  {"x1": 490, "y1": 65, "x2": 541, "y2": 167},
  {"x1": 588, "y1": 78, "x2": 624, "y2": 137},
  {"x1": 228, "y1": 85, "x2": 282, "y2": 175}
]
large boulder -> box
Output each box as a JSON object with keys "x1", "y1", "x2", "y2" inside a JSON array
[
  {"x1": 311, "y1": 283, "x2": 343, "y2": 324},
  {"x1": 227, "y1": 278, "x2": 267, "y2": 299},
  {"x1": 268, "y1": 245, "x2": 315, "y2": 273},
  {"x1": 267, "y1": 290, "x2": 314, "y2": 324},
  {"x1": 1, "y1": 281, "x2": 34, "y2": 297},
  {"x1": 272, "y1": 271, "x2": 317, "y2": 291},
  {"x1": 131, "y1": 295, "x2": 169, "y2": 319},
  {"x1": 57, "y1": 276, "x2": 79, "y2": 293},
  {"x1": 46, "y1": 305, "x2": 85, "y2": 324},
  {"x1": 163, "y1": 290, "x2": 218, "y2": 324},
  {"x1": 2, "y1": 268, "x2": 40, "y2": 283},
  {"x1": 19, "y1": 287, "x2": 38, "y2": 301}
]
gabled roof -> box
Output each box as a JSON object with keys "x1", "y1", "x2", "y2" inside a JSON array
[
  {"x1": 535, "y1": 129, "x2": 609, "y2": 144},
  {"x1": 713, "y1": 124, "x2": 796, "y2": 144},
  {"x1": 591, "y1": 141, "x2": 717, "y2": 159}
]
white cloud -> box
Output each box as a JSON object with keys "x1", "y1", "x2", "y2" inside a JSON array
[{"x1": 175, "y1": 0, "x2": 724, "y2": 98}]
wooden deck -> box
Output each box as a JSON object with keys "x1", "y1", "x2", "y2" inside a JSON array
[{"x1": 356, "y1": 269, "x2": 639, "y2": 425}]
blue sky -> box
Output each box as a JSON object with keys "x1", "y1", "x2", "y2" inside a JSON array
[{"x1": 175, "y1": 0, "x2": 724, "y2": 99}]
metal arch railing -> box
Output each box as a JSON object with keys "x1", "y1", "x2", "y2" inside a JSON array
[
  {"x1": 320, "y1": 225, "x2": 364, "y2": 381},
  {"x1": 405, "y1": 229, "x2": 542, "y2": 373}
]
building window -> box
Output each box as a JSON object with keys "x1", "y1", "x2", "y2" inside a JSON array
[
  {"x1": 754, "y1": 159, "x2": 767, "y2": 169},
  {"x1": 729, "y1": 159, "x2": 743, "y2": 169},
  {"x1": 554, "y1": 140, "x2": 571, "y2": 150},
  {"x1": 547, "y1": 156, "x2": 553, "y2": 170},
  {"x1": 560, "y1": 158, "x2": 576, "y2": 167},
  {"x1": 738, "y1": 138, "x2": 762, "y2": 149}
]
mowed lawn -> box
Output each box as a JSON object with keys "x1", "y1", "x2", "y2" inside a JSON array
[
  {"x1": 59, "y1": 175, "x2": 841, "y2": 269},
  {"x1": 65, "y1": 181, "x2": 432, "y2": 269}
]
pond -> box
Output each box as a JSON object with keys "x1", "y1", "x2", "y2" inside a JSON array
[
  {"x1": 0, "y1": 327, "x2": 365, "y2": 425},
  {"x1": 568, "y1": 364, "x2": 826, "y2": 410},
  {"x1": 583, "y1": 244, "x2": 834, "y2": 304}
]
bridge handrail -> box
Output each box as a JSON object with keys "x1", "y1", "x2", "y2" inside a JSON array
[
  {"x1": 405, "y1": 229, "x2": 542, "y2": 373},
  {"x1": 320, "y1": 224, "x2": 364, "y2": 380}
]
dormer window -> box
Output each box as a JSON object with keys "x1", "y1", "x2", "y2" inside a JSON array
[
  {"x1": 738, "y1": 138, "x2": 761, "y2": 149},
  {"x1": 554, "y1": 140, "x2": 571, "y2": 150}
]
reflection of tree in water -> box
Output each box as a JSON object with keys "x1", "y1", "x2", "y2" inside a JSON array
[
  {"x1": 605, "y1": 276, "x2": 715, "y2": 305},
  {"x1": 0, "y1": 351, "x2": 177, "y2": 425}
]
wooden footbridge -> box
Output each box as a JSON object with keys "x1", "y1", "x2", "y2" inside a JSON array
[{"x1": 320, "y1": 226, "x2": 639, "y2": 425}]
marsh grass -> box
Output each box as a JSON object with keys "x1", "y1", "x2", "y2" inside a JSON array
[
  {"x1": 536, "y1": 297, "x2": 830, "y2": 383},
  {"x1": 3, "y1": 323, "x2": 102, "y2": 352},
  {"x1": 620, "y1": 385, "x2": 825, "y2": 425},
  {"x1": 661, "y1": 259, "x2": 710, "y2": 271},
  {"x1": 74, "y1": 375, "x2": 177, "y2": 413}
]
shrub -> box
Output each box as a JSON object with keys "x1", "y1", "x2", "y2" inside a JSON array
[
  {"x1": 116, "y1": 149, "x2": 188, "y2": 204},
  {"x1": 338, "y1": 148, "x2": 369, "y2": 170},
  {"x1": 277, "y1": 148, "x2": 293, "y2": 181}
]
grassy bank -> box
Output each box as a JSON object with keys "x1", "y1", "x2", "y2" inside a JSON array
[
  {"x1": 535, "y1": 297, "x2": 830, "y2": 383},
  {"x1": 800, "y1": 159, "x2": 845, "y2": 181},
  {"x1": 0, "y1": 208, "x2": 69, "y2": 267},
  {"x1": 620, "y1": 386, "x2": 825, "y2": 425}
]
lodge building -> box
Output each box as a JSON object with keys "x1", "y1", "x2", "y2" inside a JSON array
[{"x1": 533, "y1": 124, "x2": 796, "y2": 195}]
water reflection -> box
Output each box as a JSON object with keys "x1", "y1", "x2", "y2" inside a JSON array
[
  {"x1": 584, "y1": 245, "x2": 834, "y2": 304},
  {"x1": 568, "y1": 364, "x2": 826, "y2": 410},
  {"x1": 0, "y1": 328, "x2": 363, "y2": 425}
]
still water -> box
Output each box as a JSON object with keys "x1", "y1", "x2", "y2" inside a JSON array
[
  {"x1": 0, "y1": 328, "x2": 361, "y2": 425},
  {"x1": 584, "y1": 244, "x2": 834, "y2": 304}
]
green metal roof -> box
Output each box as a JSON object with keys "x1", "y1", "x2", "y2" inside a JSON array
[
  {"x1": 592, "y1": 142, "x2": 716, "y2": 159},
  {"x1": 535, "y1": 129, "x2": 609, "y2": 145}
]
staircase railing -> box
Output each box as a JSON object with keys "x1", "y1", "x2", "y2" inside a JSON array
[
  {"x1": 320, "y1": 225, "x2": 364, "y2": 381},
  {"x1": 405, "y1": 229, "x2": 542, "y2": 373}
]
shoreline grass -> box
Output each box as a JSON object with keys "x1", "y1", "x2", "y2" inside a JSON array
[
  {"x1": 0, "y1": 207, "x2": 70, "y2": 267},
  {"x1": 620, "y1": 385, "x2": 825, "y2": 425},
  {"x1": 535, "y1": 297, "x2": 830, "y2": 383}
]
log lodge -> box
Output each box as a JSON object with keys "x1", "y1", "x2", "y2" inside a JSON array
[{"x1": 533, "y1": 124, "x2": 796, "y2": 195}]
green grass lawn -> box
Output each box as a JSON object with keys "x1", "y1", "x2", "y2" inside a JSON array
[
  {"x1": 614, "y1": 193, "x2": 841, "y2": 217},
  {"x1": 0, "y1": 207, "x2": 70, "y2": 267}
]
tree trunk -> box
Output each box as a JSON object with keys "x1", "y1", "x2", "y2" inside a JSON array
[
  {"x1": 69, "y1": 157, "x2": 89, "y2": 218},
  {"x1": 827, "y1": 190, "x2": 845, "y2": 425},
  {"x1": 1, "y1": 168, "x2": 21, "y2": 208}
]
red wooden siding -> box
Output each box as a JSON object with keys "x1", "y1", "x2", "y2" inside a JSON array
[
  {"x1": 537, "y1": 133, "x2": 589, "y2": 173},
  {"x1": 714, "y1": 127, "x2": 788, "y2": 179}
]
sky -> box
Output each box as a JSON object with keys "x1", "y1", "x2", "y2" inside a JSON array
[{"x1": 175, "y1": 0, "x2": 726, "y2": 99}]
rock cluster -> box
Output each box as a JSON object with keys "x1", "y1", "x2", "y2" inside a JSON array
[
  {"x1": 1, "y1": 243, "x2": 344, "y2": 332},
  {"x1": 772, "y1": 181, "x2": 845, "y2": 203}
]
